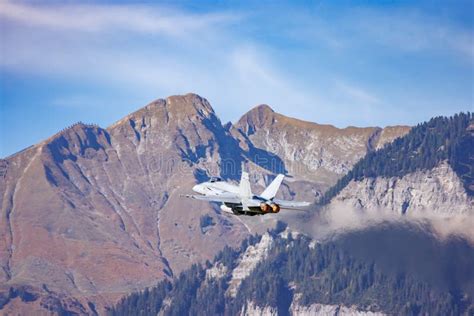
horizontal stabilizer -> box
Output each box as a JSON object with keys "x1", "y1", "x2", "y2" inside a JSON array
[
  {"x1": 273, "y1": 199, "x2": 310, "y2": 210},
  {"x1": 260, "y1": 174, "x2": 284, "y2": 200}
]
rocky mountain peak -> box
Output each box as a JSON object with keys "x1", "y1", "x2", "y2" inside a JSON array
[
  {"x1": 104, "y1": 93, "x2": 228, "y2": 170},
  {"x1": 45, "y1": 123, "x2": 110, "y2": 164},
  {"x1": 165, "y1": 93, "x2": 215, "y2": 118},
  {"x1": 253, "y1": 103, "x2": 275, "y2": 114},
  {"x1": 231, "y1": 105, "x2": 411, "y2": 188},
  {"x1": 109, "y1": 93, "x2": 217, "y2": 132},
  {"x1": 236, "y1": 104, "x2": 275, "y2": 135},
  {"x1": 45, "y1": 122, "x2": 101, "y2": 141}
]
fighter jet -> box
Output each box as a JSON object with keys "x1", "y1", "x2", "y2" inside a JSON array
[{"x1": 184, "y1": 170, "x2": 310, "y2": 216}]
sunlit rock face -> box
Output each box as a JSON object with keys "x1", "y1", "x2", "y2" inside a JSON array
[
  {"x1": 233, "y1": 104, "x2": 409, "y2": 187},
  {"x1": 289, "y1": 302, "x2": 386, "y2": 316},
  {"x1": 329, "y1": 161, "x2": 473, "y2": 216}
]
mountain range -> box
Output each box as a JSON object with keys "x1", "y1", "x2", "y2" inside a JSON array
[{"x1": 0, "y1": 94, "x2": 472, "y2": 315}]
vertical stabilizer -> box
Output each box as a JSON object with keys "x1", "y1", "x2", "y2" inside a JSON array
[
  {"x1": 260, "y1": 174, "x2": 284, "y2": 200},
  {"x1": 239, "y1": 171, "x2": 252, "y2": 198}
]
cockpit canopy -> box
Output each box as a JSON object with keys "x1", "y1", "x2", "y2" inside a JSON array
[{"x1": 209, "y1": 176, "x2": 222, "y2": 183}]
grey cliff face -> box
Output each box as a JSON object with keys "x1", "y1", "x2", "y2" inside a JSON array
[{"x1": 329, "y1": 161, "x2": 473, "y2": 217}]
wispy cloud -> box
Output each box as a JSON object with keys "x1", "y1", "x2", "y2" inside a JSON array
[
  {"x1": 50, "y1": 95, "x2": 107, "y2": 108},
  {"x1": 0, "y1": 1, "x2": 239, "y2": 87},
  {"x1": 335, "y1": 80, "x2": 380, "y2": 105},
  {"x1": 281, "y1": 6, "x2": 473, "y2": 63},
  {"x1": 0, "y1": 1, "x2": 238, "y2": 36},
  {"x1": 354, "y1": 9, "x2": 474, "y2": 61},
  {"x1": 228, "y1": 46, "x2": 314, "y2": 109}
]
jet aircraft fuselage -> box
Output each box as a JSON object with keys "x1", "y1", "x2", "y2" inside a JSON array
[{"x1": 186, "y1": 173, "x2": 309, "y2": 216}]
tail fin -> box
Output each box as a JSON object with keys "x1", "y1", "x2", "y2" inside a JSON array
[
  {"x1": 260, "y1": 174, "x2": 284, "y2": 200},
  {"x1": 239, "y1": 171, "x2": 252, "y2": 198}
]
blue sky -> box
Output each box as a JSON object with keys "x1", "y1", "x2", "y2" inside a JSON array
[{"x1": 1, "y1": 0, "x2": 473, "y2": 157}]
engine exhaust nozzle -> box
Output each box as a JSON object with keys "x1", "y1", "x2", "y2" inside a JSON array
[
  {"x1": 270, "y1": 204, "x2": 280, "y2": 213},
  {"x1": 260, "y1": 203, "x2": 271, "y2": 212}
]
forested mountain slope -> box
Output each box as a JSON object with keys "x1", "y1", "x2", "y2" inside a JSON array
[
  {"x1": 320, "y1": 113, "x2": 473, "y2": 205},
  {"x1": 111, "y1": 225, "x2": 474, "y2": 316}
]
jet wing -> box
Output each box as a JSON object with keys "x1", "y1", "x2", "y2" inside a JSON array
[
  {"x1": 273, "y1": 199, "x2": 311, "y2": 211},
  {"x1": 184, "y1": 194, "x2": 242, "y2": 204}
]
